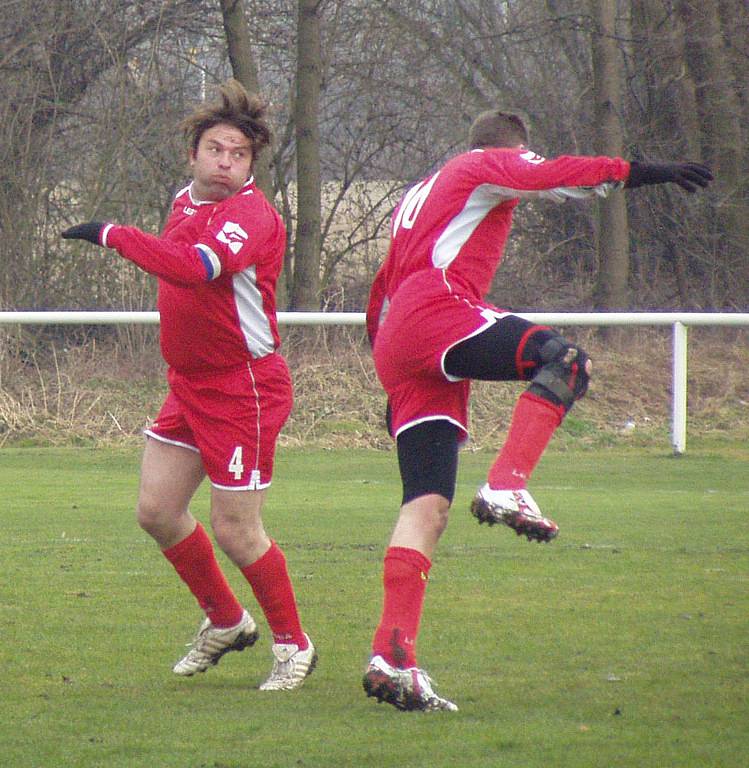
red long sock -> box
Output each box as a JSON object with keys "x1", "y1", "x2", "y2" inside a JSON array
[
  {"x1": 241, "y1": 541, "x2": 307, "y2": 649},
  {"x1": 163, "y1": 523, "x2": 244, "y2": 628},
  {"x1": 488, "y1": 392, "x2": 565, "y2": 489},
  {"x1": 372, "y1": 546, "x2": 432, "y2": 669}
]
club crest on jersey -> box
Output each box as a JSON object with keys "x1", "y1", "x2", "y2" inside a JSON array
[
  {"x1": 216, "y1": 221, "x2": 249, "y2": 254},
  {"x1": 520, "y1": 149, "x2": 546, "y2": 165}
]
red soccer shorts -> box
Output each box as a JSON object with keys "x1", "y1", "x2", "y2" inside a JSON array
[
  {"x1": 146, "y1": 353, "x2": 293, "y2": 490},
  {"x1": 373, "y1": 269, "x2": 507, "y2": 440}
]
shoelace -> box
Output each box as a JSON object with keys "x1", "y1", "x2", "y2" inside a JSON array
[
  {"x1": 182, "y1": 633, "x2": 206, "y2": 652},
  {"x1": 270, "y1": 656, "x2": 297, "y2": 679},
  {"x1": 185, "y1": 626, "x2": 230, "y2": 656}
]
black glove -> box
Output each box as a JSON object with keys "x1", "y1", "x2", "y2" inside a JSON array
[
  {"x1": 61, "y1": 222, "x2": 106, "y2": 245},
  {"x1": 625, "y1": 161, "x2": 713, "y2": 193}
]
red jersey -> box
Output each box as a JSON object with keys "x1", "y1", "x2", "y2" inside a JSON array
[
  {"x1": 366, "y1": 147, "x2": 630, "y2": 342},
  {"x1": 103, "y1": 179, "x2": 286, "y2": 374}
]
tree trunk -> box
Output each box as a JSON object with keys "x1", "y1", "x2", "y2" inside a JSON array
[
  {"x1": 629, "y1": 0, "x2": 697, "y2": 305},
  {"x1": 219, "y1": 0, "x2": 286, "y2": 305},
  {"x1": 679, "y1": 0, "x2": 748, "y2": 306},
  {"x1": 290, "y1": 0, "x2": 322, "y2": 310},
  {"x1": 591, "y1": 0, "x2": 630, "y2": 310},
  {"x1": 219, "y1": 0, "x2": 274, "y2": 199}
]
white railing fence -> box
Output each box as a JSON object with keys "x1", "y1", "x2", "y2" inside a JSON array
[{"x1": 2, "y1": 311, "x2": 748, "y2": 454}]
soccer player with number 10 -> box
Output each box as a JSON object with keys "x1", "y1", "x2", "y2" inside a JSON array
[{"x1": 362, "y1": 109, "x2": 712, "y2": 711}]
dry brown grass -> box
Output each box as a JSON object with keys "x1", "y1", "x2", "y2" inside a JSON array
[{"x1": 1, "y1": 325, "x2": 747, "y2": 449}]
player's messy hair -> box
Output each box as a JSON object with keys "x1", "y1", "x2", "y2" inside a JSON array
[
  {"x1": 468, "y1": 109, "x2": 529, "y2": 150},
  {"x1": 182, "y1": 79, "x2": 271, "y2": 160}
]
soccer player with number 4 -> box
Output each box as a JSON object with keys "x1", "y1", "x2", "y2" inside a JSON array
[
  {"x1": 362, "y1": 109, "x2": 712, "y2": 711},
  {"x1": 62, "y1": 80, "x2": 316, "y2": 691}
]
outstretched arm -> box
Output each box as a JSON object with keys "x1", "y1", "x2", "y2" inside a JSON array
[
  {"x1": 61, "y1": 196, "x2": 278, "y2": 287},
  {"x1": 478, "y1": 149, "x2": 713, "y2": 203},
  {"x1": 62, "y1": 222, "x2": 214, "y2": 286}
]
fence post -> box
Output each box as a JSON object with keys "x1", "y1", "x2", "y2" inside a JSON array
[{"x1": 672, "y1": 322, "x2": 688, "y2": 455}]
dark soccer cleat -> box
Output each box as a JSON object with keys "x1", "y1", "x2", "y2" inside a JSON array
[
  {"x1": 471, "y1": 484, "x2": 559, "y2": 542},
  {"x1": 363, "y1": 655, "x2": 458, "y2": 712},
  {"x1": 172, "y1": 609, "x2": 259, "y2": 676}
]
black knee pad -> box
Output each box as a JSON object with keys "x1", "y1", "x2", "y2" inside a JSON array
[
  {"x1": 524, "y1": 333, "x2": 592, "y2": 411},
  {"x1": 397, "y1": 420, "x2": 460, "y2": 505}
]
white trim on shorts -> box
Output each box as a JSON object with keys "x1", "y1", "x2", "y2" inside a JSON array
[
  {"x1": 144, "y1": 429, "x2": 272, "y2": 492},
  {"x1": 440, "y1": 307, "x2": 510, "y2": 382},
  {"x1": 143, "y1": 429, "x2": 200, "y2": 453},
  {"x1": 210, "y1": 478, "x2": 272, "y2": 492},
  {"x1": 143, "y1": 429, "x2": 271, "y2": 491},
  {"x1": 394, "y1": 415, "x2": 468, "y2": 442}
]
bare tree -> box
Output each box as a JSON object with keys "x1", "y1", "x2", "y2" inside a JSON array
[
  {"x1": 626, "y1": 0, "x2": 702, "y2": 306},
  {"x1": 624, "y1": 0, "x2": 746, "y2": 308},
  {"x1": 591, "y1": 0, "x2": 630, "y2": 310},
  {"x1": 0, "y1": 0, "x2": 215, "y2": 310},
  {"x1": 219, "y1": 0, "x2": 274, "y2": 199},
  {"x1": 679, "y1": 0, "x2": 748, "y2": 305},
  {"x1": 2, "y1": 0, "x2": 745, "y2": 317},
  {"x1": 289, "y1": 0, "x2": 323, "y2": 309},
  {"x1": 367, "y1": 0, "x2": 746, "y2": 309}
]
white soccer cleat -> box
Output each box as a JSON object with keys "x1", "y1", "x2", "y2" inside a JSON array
[
  {"x1": 172, "y1": 609, "x2": 259, "y2": 676},
  {"x1": 471, "y1": 484, "x2": 559, "y2": 542},
  {"x1": 362, "y1": 655, "x2": 458, "y2": 712},
  {"x1": 258, "y1": 634, "x2": 317, "y2": 691}
]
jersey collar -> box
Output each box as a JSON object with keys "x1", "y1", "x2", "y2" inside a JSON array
[{"x1": 187, "y1": 176, "x2": 255, "y2": 205}]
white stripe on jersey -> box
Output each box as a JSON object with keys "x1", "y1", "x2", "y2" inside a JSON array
[
  {"x1": 232, "y1": 266, "x2": 275, "y2": 358},
  {"x1": 246, "y1": 360, "x2": 262, "y2": 477},
  {"x1": 432, "y1": 183, "x2": 513, "y2": 269},
  {"x1": 431, "y1": 177, "x2": 623, "y2": 269},
  {"x1": 536, "y1": 182, "x2": 622, "y2": 202}
]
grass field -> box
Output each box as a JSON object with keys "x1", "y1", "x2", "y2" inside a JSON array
[{"x1": 2, "y1": 443, "x2": 747, "y2": 768}]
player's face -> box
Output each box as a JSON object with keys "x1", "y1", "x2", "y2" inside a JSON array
[{"x1": 189, "y1": 123, "x2": 253, "y2": 201}]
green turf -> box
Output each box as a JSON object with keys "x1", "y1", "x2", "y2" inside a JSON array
[{"x1": 1, "y1": 444, "x2": 747, "y2": 767}]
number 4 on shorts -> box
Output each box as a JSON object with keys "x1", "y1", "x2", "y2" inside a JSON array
[{"x1": 229, "y1": 446, "x2": 244, "y2": 480}]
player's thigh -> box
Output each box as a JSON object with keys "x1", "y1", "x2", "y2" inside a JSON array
[
  {"x1": 444, "y1": 313, "x2": 540, "y2": 381},
  {"x1": 397, "y1": 419, "x2": 460, "y2": 505},
  {"x1": 181, "y1": 359, "x2": 291, "y2": 490},
  {"x1": 373, "y1": 270, "x2": 497, "y2": 385},
  {"x1": 138, "y1": 436, "x2": 205, "y2": 516}
]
